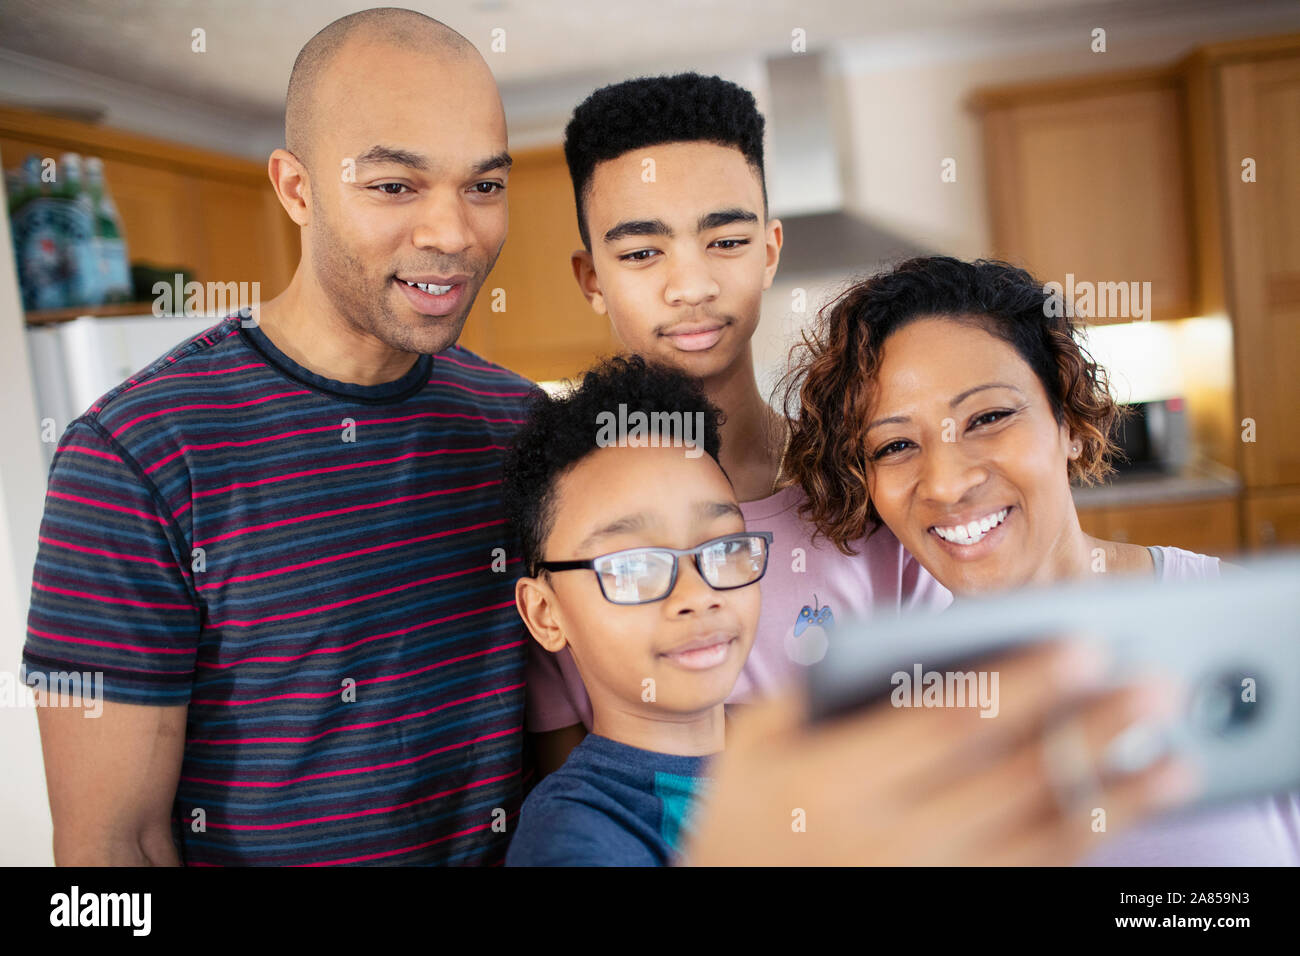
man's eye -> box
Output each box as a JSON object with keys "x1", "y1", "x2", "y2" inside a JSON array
[
  {"x1": 872, "y1": 440, "x2": 912, "y2": 460},
  {"x1": 472, "y1": 181, "x2": 504, "y2": 195},
  {"x1": 711, "y1": 238, "x2": 750, "y2": 250},
  {"x1": 619, "y1": 249, "x2": 658, "y2": 262},
  {"x1": 372, "y1": 183, "x2": 411, "y2": 195}
]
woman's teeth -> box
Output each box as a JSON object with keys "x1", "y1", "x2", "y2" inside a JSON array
[
  {"x1": 931, "y1": 507, "x2": 1010, "y2": 545},
  {"x1": 402, "y1": 279, "x2": 453, "y2": 295}
]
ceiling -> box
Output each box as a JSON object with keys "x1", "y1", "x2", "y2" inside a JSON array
[{"x1": 0, "y1": 0, "x2": 1258, "y2": 124}]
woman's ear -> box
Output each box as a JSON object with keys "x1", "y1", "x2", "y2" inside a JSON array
[
  {"x1": 515, "y1": 575, "x2": 568, "y2": 653},
  {"x1": 1063, "y1": 422, "x2": 1083, "y2": 461}
]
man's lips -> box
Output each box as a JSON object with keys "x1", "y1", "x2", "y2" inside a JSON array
[{"x1": 394, "y1": 276, "x2": 467, "y2": 317}]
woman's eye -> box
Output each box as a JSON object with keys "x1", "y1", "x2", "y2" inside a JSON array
[
  {"x1": 872, "y1": 440, "x2": 912, "y2": 460},
  {"x1": 619, "y1": 249, "x2": 658, "y2": 262},
  {"x1": 970, "y1": 410, "x2": 1013, "y2": 429},
  {"x1": 372, "y1": 183, "x2": 411, "y2": 195}
]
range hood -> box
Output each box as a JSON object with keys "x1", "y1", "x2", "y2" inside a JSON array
[{"x1": 763, "y1": 52, "x2": 931, "y2": 277}]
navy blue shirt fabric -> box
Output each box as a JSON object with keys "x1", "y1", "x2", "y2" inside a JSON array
[{"x1": 506, "y1": 734, "x2": 713, "y2": 866}]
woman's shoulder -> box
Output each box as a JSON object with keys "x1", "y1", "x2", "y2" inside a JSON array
[{"x1": 1145, "y1": 545, "x2": 1223, "y2": 582}]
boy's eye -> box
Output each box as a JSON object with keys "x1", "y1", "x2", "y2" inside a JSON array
[
  {"x1": 711, "y1": 238, "x2": 750, "y2": 250},
  {"x1": 619, "y1": 249, "x2": 659, "y2": 262}
]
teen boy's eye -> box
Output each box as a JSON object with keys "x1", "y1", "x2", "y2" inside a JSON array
[
  {"x1": 618, "y1": 249, "x2": 660, "y2": 262},
  {"x1": 710, "y1": 238, "x2": 751, "y2": 250}
]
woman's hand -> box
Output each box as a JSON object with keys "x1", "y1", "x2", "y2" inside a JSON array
[{"x1": 680, "y1": 640, "x2": 1197, "y2": 865}]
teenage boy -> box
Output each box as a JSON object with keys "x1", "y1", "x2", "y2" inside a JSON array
[
  {"x1": 504, "y1": 355, "x2": 766, "y2": 865},
  {"x1": 526, "y1": 73, "x2": 950, "y2": 746}
]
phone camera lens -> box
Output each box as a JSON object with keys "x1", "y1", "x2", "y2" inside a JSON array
[{"x1": 1190, "y1": 670, "x2": 1259, "y2": 736}]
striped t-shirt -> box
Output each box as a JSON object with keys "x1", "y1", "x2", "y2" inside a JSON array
[{"x1": 22, "y1": 314, "x2": 539, "y2": 865}]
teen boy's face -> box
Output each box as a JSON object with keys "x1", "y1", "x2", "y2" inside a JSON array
[
  {"x1": 572, "y1": 142, "x2": 782, "y2": 380},
  {"x1": 517, "y1": 444, "x2": 760, "y2": 720}
]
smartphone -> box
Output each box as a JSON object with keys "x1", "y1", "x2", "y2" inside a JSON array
[{"x1": 805, "y1": 553, "x2": 1300, "y2": 808}]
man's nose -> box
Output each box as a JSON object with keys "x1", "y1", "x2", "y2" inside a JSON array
[{"x1": 410, "y1": 188, "x2": 473, "y2": 256}]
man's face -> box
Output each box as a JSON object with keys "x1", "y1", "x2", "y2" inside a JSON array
[
  {"x1": 575, "y1": 142, "x2": 781, "y2": 380},
  {"x1": 532, "y1": 444, "x2": 761, "y2": 717},
  {"x1": 304, "y1": 41, "x2": 509, "y2": 355}
]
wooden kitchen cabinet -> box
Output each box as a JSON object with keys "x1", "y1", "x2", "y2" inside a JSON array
[
  {"x1": 1243, "y1": 490, "x2": 1300, "y2": 550},
  {"x1": 1078, "y1": 497, "x2": 1240, "y2": 559},
  {"x1": 0, "y1": 105, "x2": 299, "y2": 306},
  {"x1": 972, "y1": 71, "x2": 1195, "y2": 323},
  {"x1": 461, "y1": 145, "x2": 616, "y2": 382}
]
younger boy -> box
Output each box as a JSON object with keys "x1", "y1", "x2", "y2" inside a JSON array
[{"x1": 504, "y1": 356, "x2": 767, "y2": 865}]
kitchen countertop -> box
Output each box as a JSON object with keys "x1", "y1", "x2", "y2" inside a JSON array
[{"x1": 1072, "y1": 459, "x2": 1241, "y2": 509}]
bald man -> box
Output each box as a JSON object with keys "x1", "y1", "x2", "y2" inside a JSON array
[{"x1": 23, "y1": 8, "x2": 546, "y2": 866}]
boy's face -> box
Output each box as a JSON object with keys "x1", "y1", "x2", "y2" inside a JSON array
[
  {"x1": 517, "y1": 443, "x2": 760, "y2": 719},
  {"x1": 573, "y1": 141, "x2": 782, "y2": 380}
]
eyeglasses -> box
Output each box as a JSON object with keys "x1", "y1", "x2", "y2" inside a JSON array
[{"x1": 536, "y1": 531, "x2": 774, "y2": 606}]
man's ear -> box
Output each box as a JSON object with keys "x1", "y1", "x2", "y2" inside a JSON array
[
  {"x1": 571, "y1": 249, "x2": 607, "y2": 315},
  {"x1": 761, "y1": 217, "x2": 783, "y2": 291},
  {"x1": 516, "y1": 574, "x2": 569, "y2": 653},
  {"x1": 268, "y1": 148, "x2": 311, "y2": 227}
]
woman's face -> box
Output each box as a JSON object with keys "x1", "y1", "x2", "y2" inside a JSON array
[{"x1": 863, "y1": 317, "x2": 1082, "y2": 596}]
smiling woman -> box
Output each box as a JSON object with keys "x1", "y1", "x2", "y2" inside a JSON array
[
  {"x1": 781, "y1": 255, "x2": 1137, "y2": 594},
  {"x1": 778, "y1": 255, "x2": 1300, "y2": 867}
]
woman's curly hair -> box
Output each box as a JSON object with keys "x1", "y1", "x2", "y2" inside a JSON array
[{"x1": 778, "y1": 256, "x2": 1123, "y2": 556}]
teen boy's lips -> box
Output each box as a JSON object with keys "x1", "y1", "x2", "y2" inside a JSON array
[
  {"x1": 663, "y1": 323, "x2": 726, "y2": 352},
  {"x1": 660, "y1": 632, "x2": 738, "y2": 671},
  {"x1": 395, "y1": 273, "x2": 471, "y2": 316}
]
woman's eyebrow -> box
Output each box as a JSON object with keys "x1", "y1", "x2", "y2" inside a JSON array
[{"x1": 949, "y1": 382, "x2": 1023, "y2": 406}]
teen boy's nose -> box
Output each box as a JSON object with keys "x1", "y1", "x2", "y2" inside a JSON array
[
  {"x1": 663, "y1": 250, "x2": 720, "y2": 308},
  {"x1": 410, "y1": 187, "x2": 475, "y2": 257},
  {"x1": 918, "y1": 440, "x2": 988, "y2": 506},
  {"x1": 662, "y1": 555, "x2": 725, "y2": 615}
]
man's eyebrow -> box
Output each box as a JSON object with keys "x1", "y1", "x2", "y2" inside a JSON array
[
  {"x1": 471, "y1": 151, "x2": 513, "y2": 176},
  {"x1": 355, "y1": 145, "x2": 431, "y2": 170},
  {"x1": 698, "y1": 208, "x2": 758, "y2": 232},
  {"x1": 353, "y1": 147, "x2": 512, "y2": 177},
  {"x1": 603, "y1": 219, "x2": 672, "y2": 243},
  {"x1": 865, "y1": 383, "x2": 1026, "y2": 432}
]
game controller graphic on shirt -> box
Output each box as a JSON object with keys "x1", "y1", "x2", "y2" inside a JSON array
[
  {"x1": 785, "y1": 594, "x2": 835, "y2": 665},
  {"x1": 793, "y1": 597, "x2": 835, "y2": 636}
]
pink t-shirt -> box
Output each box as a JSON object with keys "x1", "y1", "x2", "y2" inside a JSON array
[
  {"x1": 1082, "y1": 546, "x2": 1300, "y2": 866},
  {"x1": 524, "y1": 484, "x2": 951, "y2": 732}
]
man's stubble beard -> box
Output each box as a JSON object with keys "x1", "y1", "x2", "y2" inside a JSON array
[{"x1": 309, "y1": 197, "x2": 502, "y2": 357}]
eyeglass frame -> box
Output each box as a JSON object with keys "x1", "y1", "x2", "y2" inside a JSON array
[{"x1": 534, "y1": 530, "x2": 774, "y2": 606}]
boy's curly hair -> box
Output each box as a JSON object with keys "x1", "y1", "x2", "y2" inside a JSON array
[
  {"x1": 503, "y1": 354, "x2": 725, "y2": 576},
  {"x1": 778, "y1": 256, "x2": 1122, "y2": 556}
]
